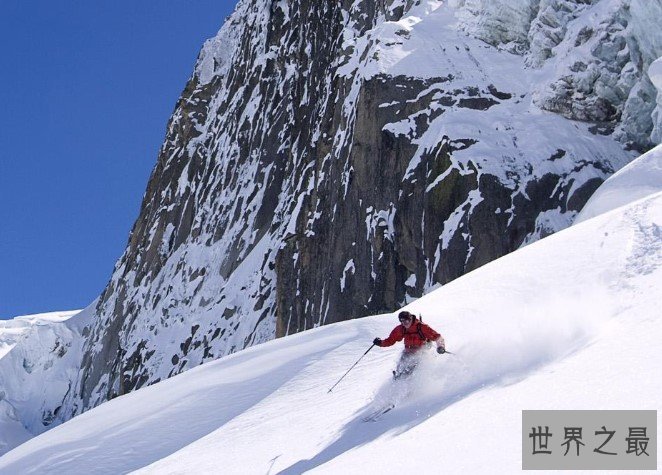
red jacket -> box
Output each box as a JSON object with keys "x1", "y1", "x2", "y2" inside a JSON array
[{"x1": 380, "y1": 317, "x2": 441, "y2": 351}]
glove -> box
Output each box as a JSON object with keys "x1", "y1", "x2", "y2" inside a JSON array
[
  {"x1": 373, "y1": 338, "x2": 382, "y2": 346},
  {"x1": 436, "y1": 346, "x2": 446, "y2": 354}
]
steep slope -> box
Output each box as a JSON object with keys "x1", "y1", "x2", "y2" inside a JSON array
[
  {"x1": 2, "y1": 0, "x2": 661, "y2": 451},
  {"x1": 1, "y1": 163, "x2": 659, "y2": 473},
  {"x1": 576, "y1": 142, "x2": 662, "y2": 222}
]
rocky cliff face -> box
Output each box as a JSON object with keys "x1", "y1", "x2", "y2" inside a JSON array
[{"x1": 2, "y1": 0, "x2": 661, "y2": 444}]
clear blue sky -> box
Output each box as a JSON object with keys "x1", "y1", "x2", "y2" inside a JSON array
[{"x1": 0, "y1": 1, "x2": 237, "y2": 319}]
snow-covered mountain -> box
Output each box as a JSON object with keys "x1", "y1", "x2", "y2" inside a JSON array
[
  {"x1": 0, "y1": 311, "x2": 79, "y2": 455},
  {"x1": 0, "y1": 143, "x2": 659, "y2": 474},
  {"x1": 1, "y1": 0, "x2": 661, "y2": 457},
  {"x1": 0, "y1": 311, "x2": 77, "y2": 359},
  {"x1": 70, "y1": 0, "x2": 660, "y2": 416}
]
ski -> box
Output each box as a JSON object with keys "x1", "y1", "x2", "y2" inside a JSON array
[{"x1": 362, "y1": 403, "x2": 395, "y2": 422}]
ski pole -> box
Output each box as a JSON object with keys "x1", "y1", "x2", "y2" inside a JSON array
[{"x1": 327, "y1": 344, "x2": 375, "y2": 393}]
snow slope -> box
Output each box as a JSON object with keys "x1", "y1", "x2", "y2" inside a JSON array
[
  {"x1": 0, "y1": 311, "x2": 79, "y2": 455},
  {"x1": 1, "y1": 163, "x2": 660, "y2": 473},
  {"x1": 576, "y1": 143, "x2": 662, "y2": 223},
  {"x1": 0, "y1": 311, "x2": 77, "y2": 359}
]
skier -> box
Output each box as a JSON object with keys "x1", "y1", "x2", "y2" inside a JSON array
[{"x1": 373, "y1": 310, "x2": 445, "y2": 379}]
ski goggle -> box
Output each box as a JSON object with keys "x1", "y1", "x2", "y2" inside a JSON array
[{"x1": 399, "y1": 315, "x2": 412, "y2": 322}]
